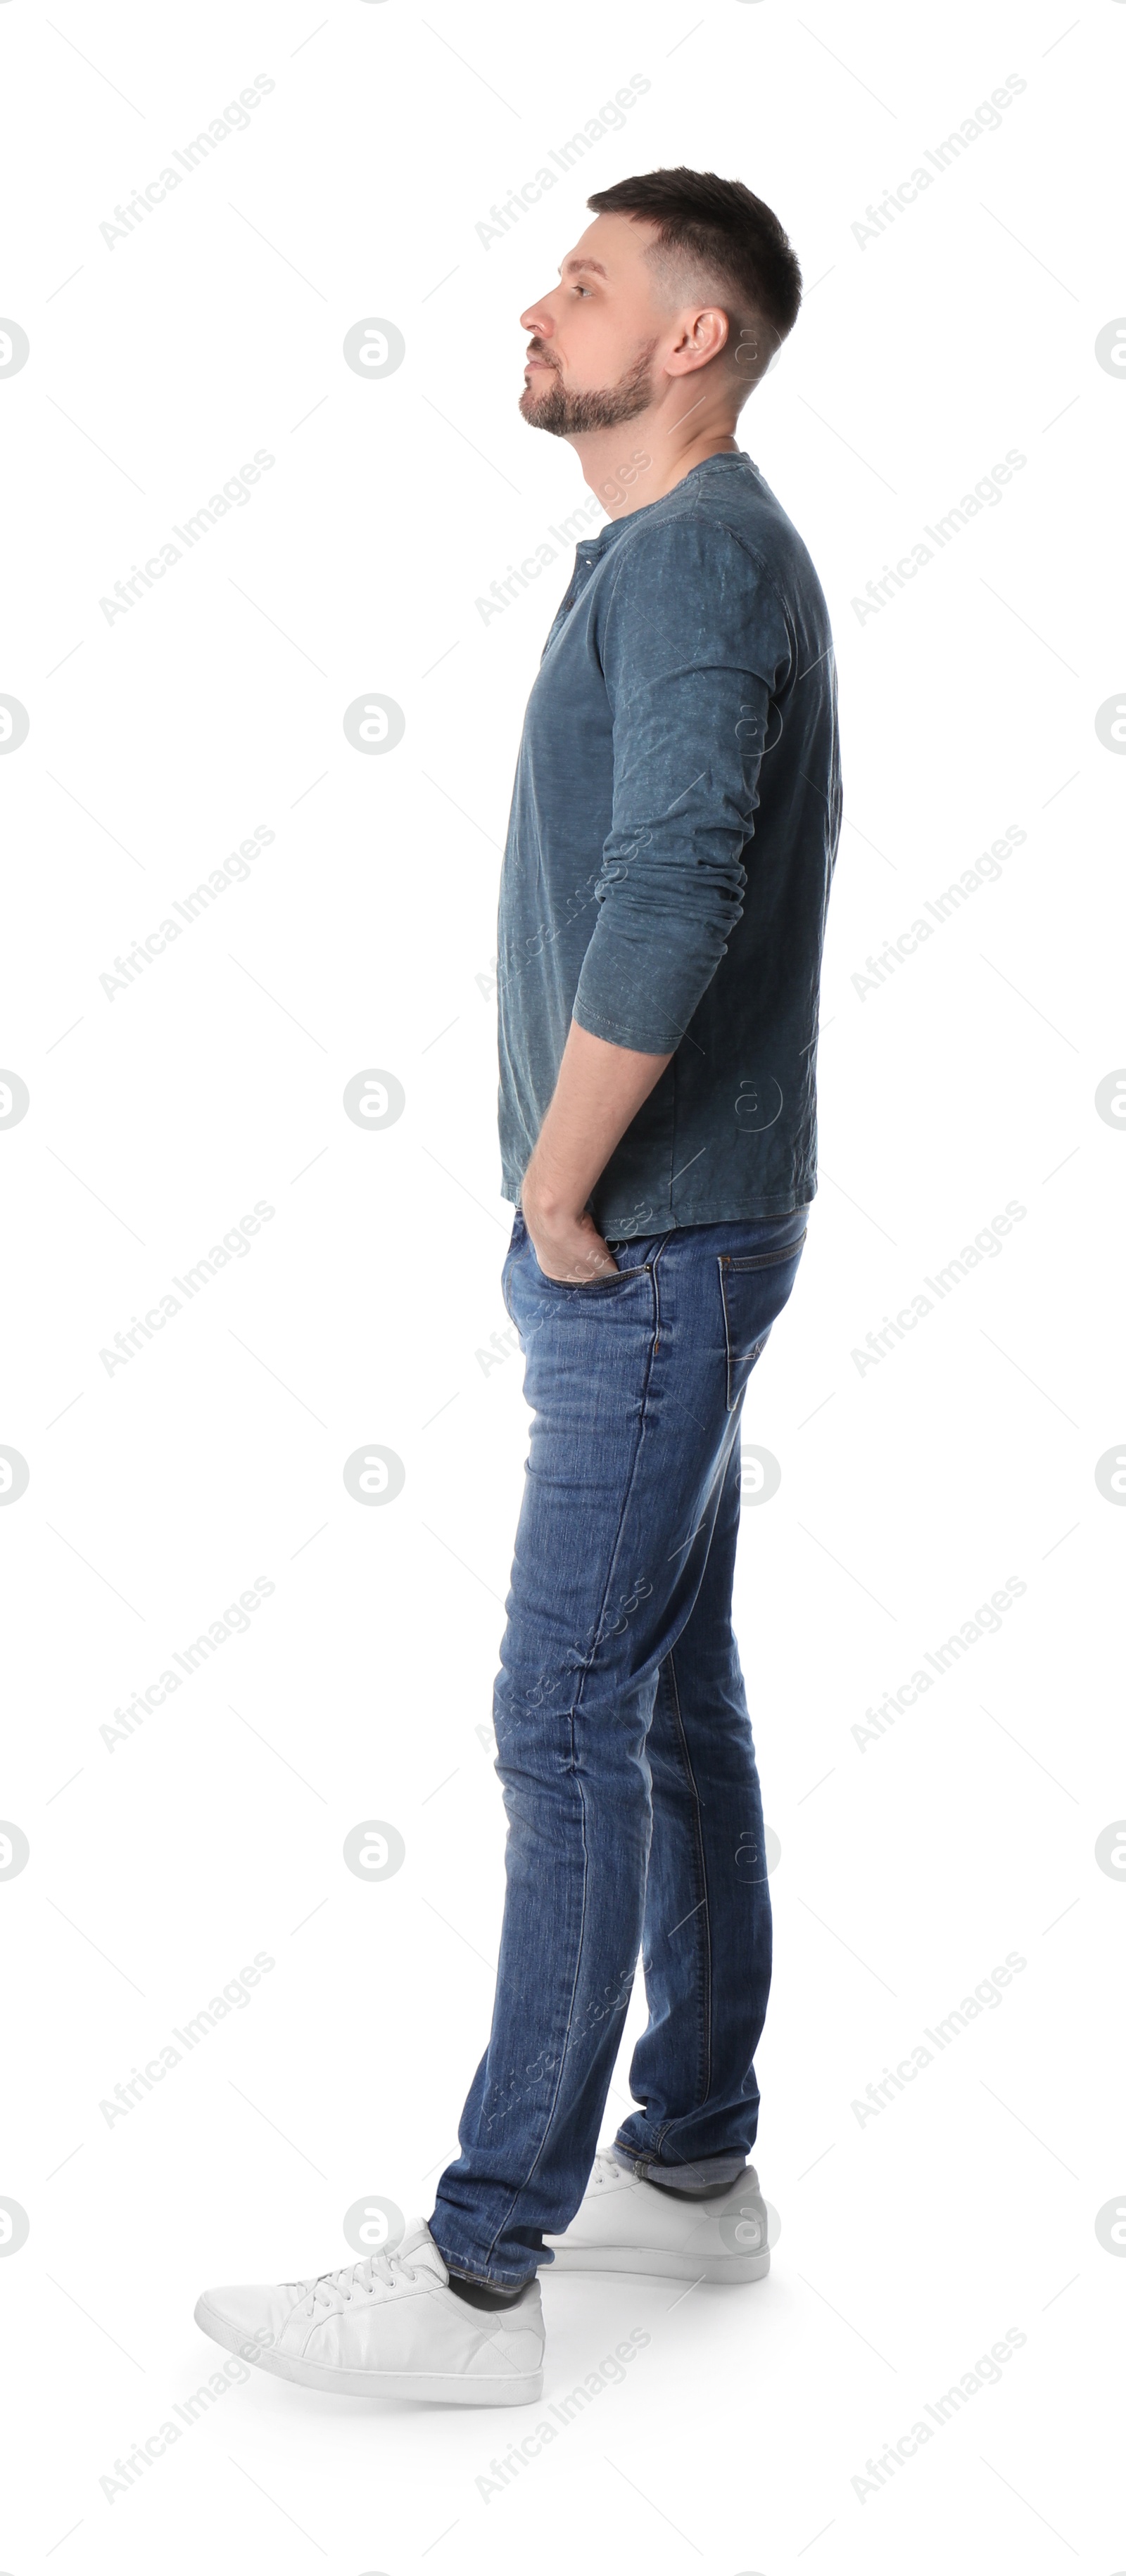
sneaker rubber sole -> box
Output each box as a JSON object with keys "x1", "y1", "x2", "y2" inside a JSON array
[
  {"x1": 543, "y1": 2243, "x2": 770, "y2": 2283},
  {"x1": 194, "y1": 2293, "x2": 543, "y2": 2406}
]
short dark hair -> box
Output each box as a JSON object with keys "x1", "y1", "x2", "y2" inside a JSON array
[{"x1": 586, "y1": 166, "x2": 802, "y2": 392}]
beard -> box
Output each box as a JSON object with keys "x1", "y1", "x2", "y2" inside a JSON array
[{"x1": 519, "y1": 338, "x2": 658, "y2": 435}]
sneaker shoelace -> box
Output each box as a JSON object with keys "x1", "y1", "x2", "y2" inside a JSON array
[
  {"x1": 291, "y1": 2250, "x2": 422, "y2": 2316},
  {"x1": 590, "y1": 2152, "x2": 624, "y2": 2189}
]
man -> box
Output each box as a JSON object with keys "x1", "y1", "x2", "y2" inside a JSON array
[{"x1": 196, "y1": 167, "x2": 841, "y2": 2407}]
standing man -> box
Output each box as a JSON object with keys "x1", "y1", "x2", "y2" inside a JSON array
[{"x1": 197, "y1": 168, "x2": 840, "y2": 2408}]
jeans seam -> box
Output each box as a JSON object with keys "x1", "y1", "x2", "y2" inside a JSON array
[
  {"x1": 470, "y1": 1226, "x2": 728, "y2": 2269},
  {"x1": 659, "y1": 1645, "x2": 714, "y2": 2120},
  {"x1": 475, "y1": 1275, "x2": 663, "y2": 2269},
  {"x1": 477, "y1": 1768, "x2": 593, "y2": 2276},
  {"x1": 569, "y1": 1265, "x2": 663, "y2": 1701},
  {"x1": 718, "y1": 1258, "x2": 735, "y2": 1413}
]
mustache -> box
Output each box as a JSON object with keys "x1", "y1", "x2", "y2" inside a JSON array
[{"x1": 525, "y1": 343, "x2": 559, "y2": 369}]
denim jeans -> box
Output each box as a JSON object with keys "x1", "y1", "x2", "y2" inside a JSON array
[{"x1": 429, "y1": 1204, "x2": 808, "y2": 2285}]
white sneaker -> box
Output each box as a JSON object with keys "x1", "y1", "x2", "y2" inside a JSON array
[
  {"x1": 541, "y1": 2152, "x2": 770, "y2": 2283},
  {"x1": 194, "y1": 2219, "x2": 544, "y2": 2406}
]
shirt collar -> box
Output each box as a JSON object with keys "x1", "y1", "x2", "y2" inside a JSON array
[{"x1": 578, "y1": 450, "x2": 755, "y2": 557}]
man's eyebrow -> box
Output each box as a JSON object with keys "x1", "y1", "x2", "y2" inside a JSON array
[{"x1": 558, "y1": 256, "x2": 608, "y2": 279}]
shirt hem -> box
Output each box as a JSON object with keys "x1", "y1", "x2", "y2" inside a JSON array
[{"x1": 500, "y1": 1175, "x2": 816, "y2": 1228}]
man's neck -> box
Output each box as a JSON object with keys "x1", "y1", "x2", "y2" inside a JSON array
[{"x1": 571, "y1": 417, "x2": 742, "y2": 521}]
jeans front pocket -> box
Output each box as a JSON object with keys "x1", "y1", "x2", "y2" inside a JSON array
[
  {"x1": 501, "y1": 1212, "x2": 526, "y2": 1325},
  {"x1": 718, "y1": 1225, "x2": 807, "y2": 1412},
  {"x1": 517, "y1": 1251, "x2": 649, "y2": 1318}
]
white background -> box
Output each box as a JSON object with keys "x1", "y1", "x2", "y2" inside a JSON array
[{"x1": 1, "y1": 1, "x2": 1122, "y2": 2568}]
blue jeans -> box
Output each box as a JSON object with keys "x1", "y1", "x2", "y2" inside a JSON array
[{"x1": 429, "y1": 1205, "x2": 809, "y2": 2286}]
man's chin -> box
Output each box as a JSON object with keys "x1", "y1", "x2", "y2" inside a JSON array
[{"x1": 518, "y1": 382, "x2": 568, "y2": 435}]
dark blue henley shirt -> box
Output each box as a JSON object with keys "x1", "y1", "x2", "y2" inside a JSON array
[{"x1": 495, "y1": 448, "x2": 842, "y2": 1235}]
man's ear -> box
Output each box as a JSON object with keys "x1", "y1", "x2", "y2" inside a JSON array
[{"x1": 666, "y1": 306, "x2": 731, "y2": 374}]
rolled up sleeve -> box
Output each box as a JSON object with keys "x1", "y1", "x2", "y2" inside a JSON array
[{"x1": 571, "y1": 516, "x2": 793, "y2": 1054}]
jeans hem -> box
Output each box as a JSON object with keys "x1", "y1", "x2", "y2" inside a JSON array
[
  {"x1": 445, "y1": 2263, "x2": 537, "y2": 2292},
  {"x1": 429, "y1": 2226, "x2": 538, "y2": 2293},
  {"x1": 611, "y1": 2136, "x2": 752, "y2": 2190}
]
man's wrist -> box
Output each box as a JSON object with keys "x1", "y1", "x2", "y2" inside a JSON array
[{"x1": 521, "y1": 1166, "x2": 586, "y2": 1228}]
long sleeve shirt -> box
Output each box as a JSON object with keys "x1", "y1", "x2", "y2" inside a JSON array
[{"x1": 495, "y1": 448, "x2": 842, "y2": 1235}]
